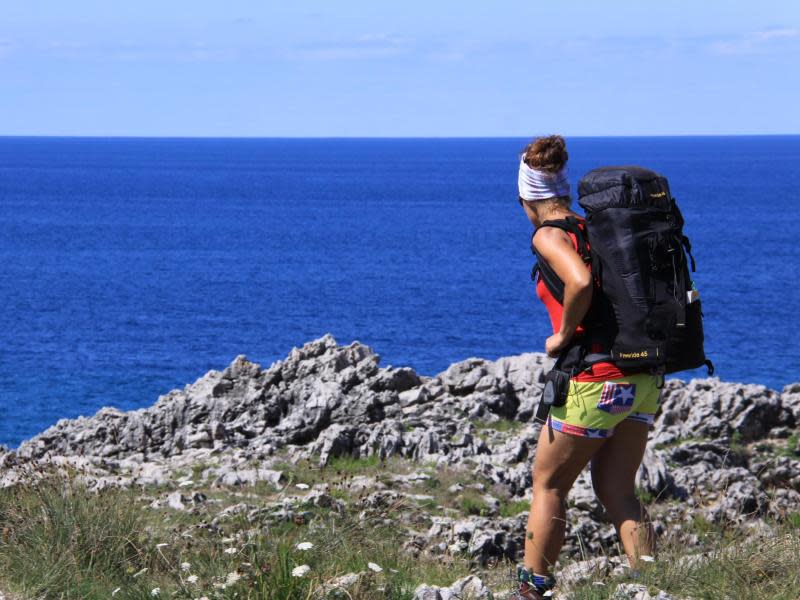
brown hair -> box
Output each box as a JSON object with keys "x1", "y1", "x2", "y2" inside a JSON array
[{"x1": 522, "y1": 135, "x2": 568, "y2": 173}]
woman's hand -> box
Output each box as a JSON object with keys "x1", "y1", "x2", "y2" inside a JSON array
[{"x1": 545, "y1": 331, "x2": 571, "y2": 358}]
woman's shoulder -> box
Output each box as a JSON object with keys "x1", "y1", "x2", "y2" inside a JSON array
[{"x1": 532, "y1": 225, "x2": 577, "y2": 254}]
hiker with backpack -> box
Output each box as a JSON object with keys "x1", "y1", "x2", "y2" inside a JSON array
[{"x1": 509, "y1": 135, "x2": 711, "y2": 600}]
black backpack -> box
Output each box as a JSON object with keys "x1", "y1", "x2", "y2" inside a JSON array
[{"x1": 532, "y1": 166, "x2": 713, "y2": 377}]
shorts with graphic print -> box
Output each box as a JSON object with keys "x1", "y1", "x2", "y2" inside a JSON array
[{"x1": 546, "y1": 373, "x2": 661, "y2": 438}]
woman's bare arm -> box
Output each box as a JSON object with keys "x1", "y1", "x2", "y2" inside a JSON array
[{"x1": 532, "y1": 227, "x2": 593, "y2": 357}]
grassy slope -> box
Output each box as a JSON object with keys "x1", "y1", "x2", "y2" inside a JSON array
[{"x1": 1, "y1": 444, "x2": 799, "y2": 600}]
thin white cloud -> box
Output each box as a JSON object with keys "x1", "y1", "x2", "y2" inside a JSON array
[
  {"x1": 288, "y1": 33, "x2": 411, "y2": 61},
  {"x1": 754, "y1": 28, "x2": 800, "y2": 41},
  {"x1": 354, "y1": 33, "x2": 406, "y2": 45},
  {"x1": 710, "y1": 27, "x2": 800, "y2": 55},
  {"x1": 40, "y1": 39, "x2": 240, "y2": 63},
  {"x1": 429, "y1": 51, "x2": 465, "y2": 63},
  {"x1": 287, "y1": 34, "x2": 473, "y2": 64},
  {"x1": 47, "y1": 40, "x2": 88, "y2": 50}
]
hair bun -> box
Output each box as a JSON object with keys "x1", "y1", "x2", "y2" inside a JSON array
[{"x1": 523, "y1": 135, "x2": 568, "y2": 174}]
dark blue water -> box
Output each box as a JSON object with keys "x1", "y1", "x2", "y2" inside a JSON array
[{"x1": 1, "y1": 137, "x2": 799, "y2": 448}]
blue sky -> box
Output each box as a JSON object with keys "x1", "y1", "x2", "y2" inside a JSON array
[{"x1": 1, "y1": 0, "x2": 799, "y2": 136}]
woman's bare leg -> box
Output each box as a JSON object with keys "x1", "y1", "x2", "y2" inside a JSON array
[
  {"x1": 590, "y1": 419, "x2": 655, "y2": 567},
  {"x1": 524, "y1": 423, "x2": 606, "y2": 574}
]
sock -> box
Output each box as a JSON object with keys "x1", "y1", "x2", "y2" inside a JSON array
[{"x1": 517, "y1": 566, "x2": 556, "y2": 594}]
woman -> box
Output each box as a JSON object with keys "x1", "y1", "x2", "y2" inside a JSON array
[{"x1": 509, "y1": 136, "x2": 658, "y2": 600}]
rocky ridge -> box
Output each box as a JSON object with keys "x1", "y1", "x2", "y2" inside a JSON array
[{"x1": 2, "y1": 335, "x2": 799, "y2": 597}]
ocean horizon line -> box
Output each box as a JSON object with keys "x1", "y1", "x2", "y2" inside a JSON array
[{"x1": 2, "y1": 133, "x2": 800, "y2": 141}]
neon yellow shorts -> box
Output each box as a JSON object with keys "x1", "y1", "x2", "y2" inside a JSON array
[{"x1": 547, "y1": 373, "x2": 661, "y2": 439}]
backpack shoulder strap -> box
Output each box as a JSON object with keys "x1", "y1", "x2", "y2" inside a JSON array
[{"x1": 531, "y1": 217, "x2": 590, "y2": 303}]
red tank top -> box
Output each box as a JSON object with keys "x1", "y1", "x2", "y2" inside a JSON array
[{"x1": 534, "y1": 220, "x2": 628, "y2": 382}]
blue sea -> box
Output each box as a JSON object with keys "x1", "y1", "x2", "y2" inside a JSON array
[{"x1": 1, "y1": 137, "x2": 799, "y2": 448}]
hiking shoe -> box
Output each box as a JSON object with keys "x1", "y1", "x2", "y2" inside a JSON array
[
  {"x1": 506, "y1": 582, "x2": 554, "y2": 599},
  {"x1": 510, "y1": 566, "x2": 556, "y2": 599}
]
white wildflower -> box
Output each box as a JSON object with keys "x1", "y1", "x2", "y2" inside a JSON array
[
  {"x1": 639, "y1": 555, "x2": 656, "y2": 563},
  {"x1": 295, "y1": 483, "x2": 310, "y2": 489},
  {"x1": 181, "y1": 561, "x2": 191, "y2": 571},
  {"x1": 226, "y1": 571, "x2": 242, "y2": 585},
  {"x1": 111, "y1": 588, "x2": 121, "y2": 597},
  {"x1": 295, "y1": 541, "x2": 314, "y2": 551},
  {"x1": 292, "y1": 564, "x2": 311, "y2": 577},
  {"x1": 151, "y1": 588, "x2": 160, "y2": 597},
  {"x1": 367, "y1": 562, "x2": 383, "y2": 573},
  {"x1": 133, "y1": 567, "x2": 148, "y2": 578},
  {"x1": 187, "y1": 574, "x2": 199, "y2": 584},
  {"x1": 223, "y1": 547, "x2": 238, "y2": 555}
]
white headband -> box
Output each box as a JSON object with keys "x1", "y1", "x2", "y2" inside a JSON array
[{"x1": 518, "y1": 159, "x2": 570, "y2": 202}]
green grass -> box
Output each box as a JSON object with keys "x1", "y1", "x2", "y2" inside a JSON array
[
  {"x1": 777, "y1": 433, "x2": 800, "y2": 458},
  {"x1": 566, "y1": 524, "x2": 800, "y2": 600},
  {"x1": 687, "y1": 514, "x2": 716, "y2": 537},
  {"x1": 326, "y1": 453, "x2": 382, "y2": 474},
  {"x1": 4, "y1": 459, "x2": 800, "y2": 600},
  {"x1": 729, "y1": 430, "x2": 750, "y2": 458},
  {"x1": 421, "y1": 477, "x2": 441, "y2": 491},
  {"x1": 190, "y1": 461, "x2": 211, "y2": 481},
  {"x1": 499, "y1": 499, "x2": 531, "y2": 518},
  {"x1": 268, "y1": 452, "x2": 398, "y2": 489},
  {"x1": 458, "y1": 490, "x2": 490, "y2": 517},
  {"x1": 0, "y1": 466, "x2": 473, "y2": 600},
  {"x1": 472, "y1": 418, "x2": 525, "y2": 434},
  {"x1": 269, "y1": 458, "x2": 318, "y2": 487},
  {"x1": 0, "y1": 468, "x2": 153, "y2": 599}
]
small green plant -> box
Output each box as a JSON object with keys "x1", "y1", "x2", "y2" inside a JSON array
[
  {"x1": 327, "y1": 453, "x2": 382, "y2": 474},
  {"x1": 190, "y1": 461, "x2": 209, "y2": 481},
  {"x1": 458, "y1": 491, "x2": 488, "y2": 516},
  {"x1": 689, "y1": 513, "x2": 715, "y2": 536},
  {"x1": 270, "y1": 457, "x2": 318, "y2": 486},
  {"x1": 635, "y1": 487, "x2": 655, "y2": 505},
  {"x1": 415, "y1": 496, "x2": 445, "y2": 515},
  {"x1": 729, "y1": 430, "x2": 750, "y2": 460},
  {"x1": 422, "y1": 459, "x2": 440, "y2": 472},
  {"x1": 499, "y1": 499, "x2": 531, "y2": 518},
  {"x1": 422, "y1": 477, "x2": 441, "y2": 491},
  {"x1": 780, "y1": 433, "x2": 800, "y2": 457},
  {"x1": 754, "y1": 441, "x2": 775, "y2": 454}
]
